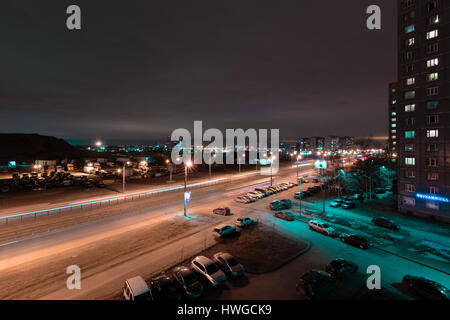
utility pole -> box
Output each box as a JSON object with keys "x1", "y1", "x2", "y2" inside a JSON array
[
  {"x1": 122, "y1": 164, "x2": 126, "y2": 193},
  {"x1": 184, "y1": 161, "x2": 193, "y2": 217}
]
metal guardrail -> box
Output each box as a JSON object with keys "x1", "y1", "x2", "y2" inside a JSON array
[{"x1": 0, "y1": 176, "x2": 231, "y2": 225}]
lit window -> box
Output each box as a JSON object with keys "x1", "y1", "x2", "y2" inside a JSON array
[
  {"x1": 427, "y1": 58, "x2": 439, "y2": 67},
  {"x1": 427, "y1": 72, "x2": 438, "y2": 81},
  {"x1": 392, "y1": 118, "x2": 396, "y2": 122},
  {"x1": 407, "y1": 37, "x2": 415, "y2": 46},
  {"x1": 392, "y1": 135, "x2": 396, "y2": 139},
  {"x1": 427, "y1": 129, "x2": 439, "y2": 138},
  {"x1": 429, "y1": 14, "x2": 439, "y2": 25},
  {"x1": 405, "y1": 157, "x2": 415, "y2": 165},
  {"x1": 427, "y1": 172, "x2": 439, "y2": 181},
  {"x1": 405, "y1": 91, "x2": 415, "y2": 99},
  {"x1": 391, "y1": 112, "x2": 397, "y2": 116},
  {"x1": 392, "y1": 124, "x2": 397, "y2": 128},
  {"x1": 406, "y1": 77, "x2": 415, "y2": 85},
  {"x1": 425, "y1": 201, "x2": 439, "y2": 210},
  {"x1": 392, "y1": 130, "x2": 397, "y2": 134},
  {"x1": 405, "y1": 24, "x2": 415, "y2": 33},
  {"x1": 403, "y1": 197, "x2": 415, "y2": 207},
  {"x1": 405, "y1": 131, "x2": 415, "y2": 138},
  {"x1": 428, "y1": 186, "x2": 438, "y2": 194},
  {"x1": 426, "y1": 29, "x2": 438, "y2": 39},
  {"x1": 405, "y1": 104, "x2": 415, "y2": 112},
  {"x1": 405, "y1": 183, "x2": 416, "y2": 192}
]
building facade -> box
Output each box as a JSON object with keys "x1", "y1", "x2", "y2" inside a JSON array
[{"x1": 396, "y1": 0, "x2": 449, "y2": 221}]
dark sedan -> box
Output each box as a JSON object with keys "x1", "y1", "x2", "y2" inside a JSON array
[
  {"x1": 340, "y1": 234, "x2": 369, "y2": 249},
  {"x1": 274, "y1": 211, "x2": 295, "y2": 221},
  {"x1": 172, "y1": 266, "x2": 203, "y2": 299},
  {"x1": 372, "y1": 217, "x2": 400, "y2": 230},
  {"x1": 402, "y1": 275, "x2": 449, "y2": 300},
  {"x1": 325, "y1": 258, "x2": 358, "y2": 278},
  {"x1": 213, "y1": 207, "x2": 231, "y2": 216},
  {"x1": 150, "y1": 274, "x2": 181, "y2": 300}
]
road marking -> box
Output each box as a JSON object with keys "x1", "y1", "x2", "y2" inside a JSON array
[{"x1": 0, "y1": 240, "x2": 19, "y2": 248}]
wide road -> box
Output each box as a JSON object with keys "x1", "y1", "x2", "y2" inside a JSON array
[{"x1": 0, "y1": 164, "x2": 314, "y2": 299}]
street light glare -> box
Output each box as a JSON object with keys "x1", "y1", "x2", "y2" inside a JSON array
[{"x1": 186, "y1": 160, "x2": 193, "y2": 167}]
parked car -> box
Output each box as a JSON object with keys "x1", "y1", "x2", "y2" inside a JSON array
[
  {"x1": 213, "y1": 207, "x2": 231, "y2": 216},
  {"x1": 374, "y1": 188, "x2": 386, "y2": 194},
  {"x1": 191, "y1": 256, "x2": 226, "y2": 287},
  {"x1": 150, "y1": 274, "x2": 181, "y2": 300},
  {"x1": 402, "y1": 275, "x2": 449, "y2": 300},
  {"x1": 214, "y1": 225, "x2": 237, "y2": 238},
  {"x1": 307, "y1": 187, "x2": 317, "y2": 194},
  {"x1": 385, "y1": 186, "x2": 393, "y2": 192},
  {"x1": 123, "y1": 276, "x2": 153, "y2": 300},
  {"x1": 213, "y1": 252, "x2": 245, "y2": 278},
  {"x1": 296, "y1": 270, "x2": 336, "y2": 300},
  {"x1": 341, "y1": 201, "x2": 355, "y2": 209},
  {"x1": 308, "y1": 220, "x2": 336, "y2": 236},
  {"x1": 247, "y1": 191, "x2": 264, "y2": 199},
  {"x1": 372, "y1": 217, "x2": 400, "y2": 230},
  {"x1": 340, "y1": 234, "x2": 369, "y2": 249},
  {"x1": 312, "y1": 186, "x2": 322, "y2": 193},
  {"x1": 255, "y1": 188, "x2": 269, "y2": 196},
  {"x1": 325, "y1": 259, "x2": 358, "y2": 278},
  {"x1": 274, "y1": 211, "x2": 295, "y2": 221},
  {"x1": 330, "y1": 199, "x2": 345, "y2": 208},
  {"x1": 172, "y1": 266, "x2": 203, "y2": 299},
  {"x1": 294, "y1": 192, "x2": 308, "y2": 200},
  {"x1": 245, "y1": 194, "x2": 260, "y2": 201},
  {"x1": 235, "y1": 196, "x2": 253, "y2": 204},
  {"x1": 270, "y1": 200, "x2": 283, "y2": 211},
  {"x1": 350, "y1": 193, "x2": 364, "y2": 201},
  {"x1": 236, "y1": 217, "x2": 255, "y2": 228},
  {"x1": 280, "y1": 199, "x2": 292, "y2": 209}
]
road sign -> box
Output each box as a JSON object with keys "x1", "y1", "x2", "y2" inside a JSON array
[{"x1": 314, "y1": 160, "x2": 327, "y2": 169}]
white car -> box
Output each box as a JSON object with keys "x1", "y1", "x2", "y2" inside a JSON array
[
  {"x1": 236, "y1": 217, "x2": 255, "y2": 228},
  {"x1": 191, "y1": 256, "x2": 226, "y2": 287},
  {"x1": 308, "y1": 220, "x2": 336, "y2": 236},
  {"x1": 247, "y1": 191, "x2": 264, "y2": 199},
  {"x1": 235, "y1": 196, "x2": 253, "y2": 203},
  {"x1": 212, "y1": 252, "x2": 245, "y2": 278}
]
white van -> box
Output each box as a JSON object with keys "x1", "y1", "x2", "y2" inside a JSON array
[{"x1": 123, "y1": 276, "x2": 153, "y2": 300}]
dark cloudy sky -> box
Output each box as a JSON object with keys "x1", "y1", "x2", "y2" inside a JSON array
[{"x1": 0, "y1": 0, "x2": 396, "y2": 145}]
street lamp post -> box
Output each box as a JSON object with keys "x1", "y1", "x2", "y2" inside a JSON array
[
  {"x1": 184, "y1": 160, "x2": 193, "y2": 217},
  {"x1": 270, "y1": 155, "x2": 275, "y2": 186}
]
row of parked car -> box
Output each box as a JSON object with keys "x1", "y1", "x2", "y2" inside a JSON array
[
  {"x1": 294, "y1": 185, "x2": 323, "y2": 200},
  {"x1": 235, "y1": 181, "x2": 297, "y2": 203},
  {"x1": 297, "y1": 259, "x2": 449, "y2": 300},
  {"x1": 123, "y1": 252, "x2": 245, "y2": 300},
  {"x1": 0, "y1": 171, "x2": 105, "y2": 193},
  {"x1": 296, "y1": 258, "x2": 358, "y2": 300}
]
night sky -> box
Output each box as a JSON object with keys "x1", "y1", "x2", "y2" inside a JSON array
[{"x1": 0, "y1": 1, "x2": 396, "y2": 145}]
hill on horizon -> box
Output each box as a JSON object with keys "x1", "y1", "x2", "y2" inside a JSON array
[{"x1": 0, "y1": 133, "x2": 83, "y2": 163}]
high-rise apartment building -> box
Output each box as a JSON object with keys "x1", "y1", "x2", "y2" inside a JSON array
[{"x1": 396, "y1": 0, "x2": 449, "y2": 221}]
